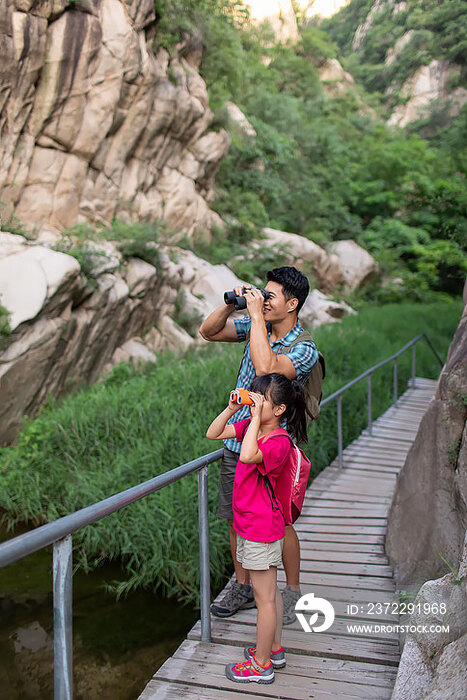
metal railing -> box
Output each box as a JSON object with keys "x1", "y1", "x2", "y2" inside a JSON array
[
  {"x1": 0, "y1": 447, "x2": 223, "y2": 699},
  {"x1": 0, "y1": 332, "x2": 443, "y2": 698},
  {"x1": 319, "y1": 333, "x2": 443, "y2": 468}
]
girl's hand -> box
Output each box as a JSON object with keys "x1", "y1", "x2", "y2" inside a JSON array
[
  {"x1": 249, "y1": 391, "x2": 265, "y2": 418},
  {"x1": 228, "y1": 395, "x2": 243, "y2": 412}
]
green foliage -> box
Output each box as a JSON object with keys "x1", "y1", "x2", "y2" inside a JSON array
[
  {"x1": 403, "y1": 239, "x2": 467, "y2": 295},
  {"x1": 0, "y1": 203, "x2": 34, "y2": 239},
  {"x1": 54, "y1": 238, "x2": 105, "y2": 286},
  {"x1": 109, "y1": 220, "x2": 163, "y2": 265},
  {"x1": 0, "y1": 301, "x2": 461, "y2": 603},
  {"x1": 55, "y1": 220, "x2": 165, "y2": 282},
  {"x1": 360, "y1": 218, "x2": 430, "y2": 254},
  {"x1": 0, "y1": 301, "x2": 11, "y2": 350},
  {"x1": 298, "y1": 26, "x2": 338, "y2": 66}
]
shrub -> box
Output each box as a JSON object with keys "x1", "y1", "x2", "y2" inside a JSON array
[{"x1": 0, "y1": 301, "x2": 11, "y2": 350}]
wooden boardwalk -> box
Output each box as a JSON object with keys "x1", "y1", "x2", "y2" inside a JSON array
[{"x1": 139, "y1": 378, "x2": 437, "y2": 699}]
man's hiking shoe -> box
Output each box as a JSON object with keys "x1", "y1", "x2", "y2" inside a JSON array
[
  {"x1": 282, "y1": 586, "x2": 301, "y2": 625},
  {"x1": 244, "y1": 645, "x2": 286, "y2": 669},
  {"x1": 225, "y1": 657, "x2": 274, "y2": 684},
  {"x1": 210, "y1": 581, "x2": 255, "y2": 618}
]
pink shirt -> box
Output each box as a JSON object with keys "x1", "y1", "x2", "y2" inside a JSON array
[{"x1": 232, "y1": 418, "x2": 291, "y2": 543}]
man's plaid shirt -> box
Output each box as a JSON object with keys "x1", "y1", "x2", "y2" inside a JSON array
[{"x1": 224, "y1": 315, "x2": 318, "y2": 453}]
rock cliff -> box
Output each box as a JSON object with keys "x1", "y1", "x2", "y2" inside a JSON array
[
  {"x1": 386, "y1": 292, "x2": 467, "y2": 583},
  {"x1": 386, "y1": 285, "x2": 467, "y2": 698},
  {"x1": 0, "y1": 0, "x2": 229, "y2": 239}
]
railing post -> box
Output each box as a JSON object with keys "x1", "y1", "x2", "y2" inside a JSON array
[
  {"x1": 393, "y1": 358, "x2": 398, "y2": 405},
  {"x1": 367, "y1": 374, "x2": 373, "y2": 436},
  {"x1": 198, "y1": 465, "x2": 211, "y2": 642},
  {"x1": 53, "y1": 535, "x2": 73, "y2": 700},
  {"x1": 337, "y1": 395, "x2": 343, "y2": 468},
  {"x1": 411, "y1": 344, "x2": 417, "y2": 387}
]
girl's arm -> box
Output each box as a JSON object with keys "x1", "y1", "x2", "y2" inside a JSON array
[
  {"x1": 206, "y1": 398, "x2": 241, "y2": 440},
  {"x1": 239, "y1": 392, "x2": 264, "y2": 464}
]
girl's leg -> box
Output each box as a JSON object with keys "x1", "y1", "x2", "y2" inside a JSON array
[
  {"x1": 275, "y1": 580, "x2": 283, "y2": 649},
  {"x1": 250, "y1": 566, "x2": 281, "y2": 667}
]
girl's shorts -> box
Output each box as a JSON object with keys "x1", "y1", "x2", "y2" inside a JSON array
[{"x1": 236, "y1": 534, "x2": 284, "y2": 570}]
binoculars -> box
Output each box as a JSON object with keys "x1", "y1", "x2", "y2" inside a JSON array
[
  {"x1": 230, "y1": 389, "x2": 253, "y2": 405},
  {"x1": 224, "y1": 287, "x2": 270, "y2": 311}
]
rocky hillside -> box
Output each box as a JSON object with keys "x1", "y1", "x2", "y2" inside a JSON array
[
  {"x1": 0, "y1": 0, "x2": 229, "y2": 239},
  {"x1": 323, "y1": 0, "x2": 467, "y2": 127}
]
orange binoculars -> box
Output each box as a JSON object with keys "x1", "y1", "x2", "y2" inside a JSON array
[{"x1": 230, "y1": 389, "x2": 253, "y2": 405}]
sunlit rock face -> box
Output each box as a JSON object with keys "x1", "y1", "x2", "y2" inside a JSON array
[
  {"x1": 245, "y1": 0, "x2": 298, "y2": 42},
  {"x1": 0, "y1": 0, "x2": 230, "y2": 241}
]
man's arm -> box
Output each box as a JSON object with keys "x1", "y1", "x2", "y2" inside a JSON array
[
  {"x1": 246, "y1": 289, "x2": 297, "y2": 378},
  {"x1": 198, "y1": 285, "x2": 245, "y2": 342},
  {"x1": 198, "y1": 304, "x2": 238, "y2": 342}
]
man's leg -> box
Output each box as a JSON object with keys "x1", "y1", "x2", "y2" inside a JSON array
[
  {"x1": 281, "y1": 525, "x2": 301, "y2": 625},
  {"x1": 211, "y1": 448, "x2": 255, "y2": 617}
]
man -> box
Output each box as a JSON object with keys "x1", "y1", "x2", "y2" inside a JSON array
[{"x1": 199, "y1": 266, "x2": 318, "y2": 624}]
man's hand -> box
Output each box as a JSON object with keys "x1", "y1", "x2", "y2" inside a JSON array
[{"x1": 244, "y1": 287, "x2": 265, "y2": 319}]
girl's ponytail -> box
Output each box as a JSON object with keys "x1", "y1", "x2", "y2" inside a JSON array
[{"x1": 287, "y1": 379, "x2": 308, "y2": 445}]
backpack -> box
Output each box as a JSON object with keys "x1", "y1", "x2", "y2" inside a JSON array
[
  {"x1": 245, "y1": 328, "x2": 325, "y2": 424},
  {"x1": 262, "y1": 428, "x2": 311, "y2": 525}
]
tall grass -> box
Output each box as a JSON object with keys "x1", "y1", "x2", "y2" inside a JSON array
[{"x1": 0, "y1": 300, "x2": 462, "y2": 604}]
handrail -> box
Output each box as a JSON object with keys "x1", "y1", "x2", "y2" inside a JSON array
[
  {"x1": 0, "y1": 332, "x2": 443, "y2": 699},
  {"x1": 0, "y1": 448, "x2": 223, "y2": 567},
  {"x1": 320, "y1": 333, "x2": 443, "y2": 467},
  {"x1": 0, "y1": 448, "x2": 223, "y2": 700}
]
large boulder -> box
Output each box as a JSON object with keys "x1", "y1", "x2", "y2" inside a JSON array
[
  {"x1": 327, "y1": 240, "x2": 378, "y2": 290},
  {"x1": 300, "y1": 289, "x2": 356, "y2": 329},
  {"x1": 391, "y1": 534, "x2": 467, "y2": 700},
  {"x1": 0, "y1": 234, "x2": 81, "y2": 328},
  {"x1": 260, "y1": 228, "x2": 344, "y2": 292}
]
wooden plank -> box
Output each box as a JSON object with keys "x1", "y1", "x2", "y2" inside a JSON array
[
  {"x1": 154, "y1": 657, "x2": 393, "y2": 700},
  {"x1": 188, "y1": 620, "x2": 399, "y2": 665},
  {"x1": 336, "y1": 464, "x2": 400, "y2": 475},
  {"x1": 174, "y1": 640, "x2": 398, "y2": 684},
  {"x1": 234, "y1": 605, "x2": 397, "y2": 625},
  {"x1": 298, "y1": 516, "x2": 388, "y2": 526},
  {"x1": 276, "y1": 571, "x2": 395, "y2": 593},
  {"x1": 306, "y1": 491, "x2": 391, "y2": 505},
  {"x1": 298, "y1": 541, "x2": 388, "y2": 554},
  {"x1": 295, "y1": 524, "x2": 387, "y2": 535},
  {"x1": 302, "y1": 507, "x2": 389, "y2": 517},
  {"x1": 299, "y1": 548, "x2": 389, "y2": 564},
  {"x1": 294, "y1": 532, "x2": 385, "y2": 544},
  {"x1": 298, "y1": 560, "x2": 393, "y2": 577},
  {"x1": 139, "y1": 679, "x2": 272, "y2": 699},
  {"x1": 214, "y1": 610, "x2": 399, "y2": 640}
]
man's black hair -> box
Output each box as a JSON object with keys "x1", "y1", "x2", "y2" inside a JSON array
[{"x1": 266, "y1": 266, "x2": 309, "y2": 313}]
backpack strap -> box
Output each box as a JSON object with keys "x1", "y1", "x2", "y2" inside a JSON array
[{"x1": 261, "y1": 427, "x2": 291, "y2": 442}]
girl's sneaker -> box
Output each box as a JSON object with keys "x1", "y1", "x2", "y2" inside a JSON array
[
  {"x1": 244, "y1": 645, "x2": 286, "y2": 669},
  {"x1": 225, "y1": 657, "x2": 274, "y2": 684}
]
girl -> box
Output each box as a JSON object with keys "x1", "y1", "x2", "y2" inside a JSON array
[{"x1": 206, "y1": 372, "x2": 309, "y2": 684}]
